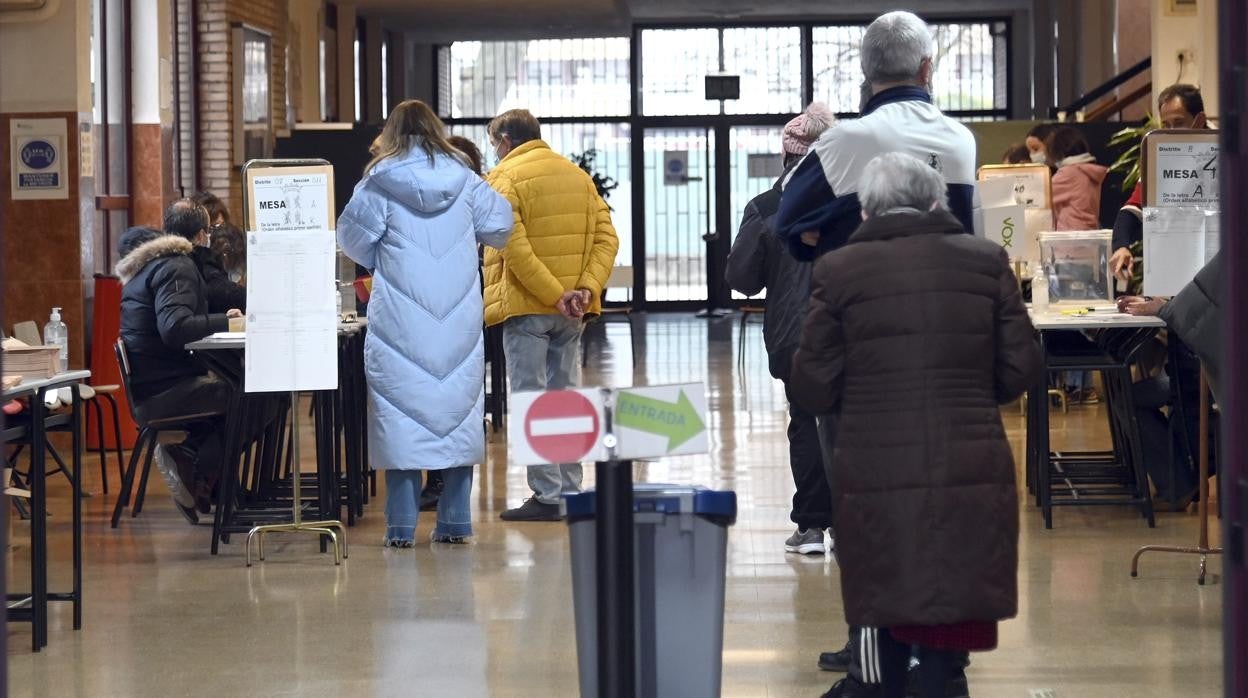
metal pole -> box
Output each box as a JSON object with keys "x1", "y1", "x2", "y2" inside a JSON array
[
  {"x1": 596, "y1": 391, "x2": 635, "y2": 698},
  {"x1": 291, "y1": 390, "x2": 303, "y2": 527}
]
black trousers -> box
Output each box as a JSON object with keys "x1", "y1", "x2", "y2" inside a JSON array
[
  {"x1": 134, "y1": 374, "x2": 231, "y2": 482},
  {"x1": 784, "y1": 383, "x2": 833, "y2": 531},
  {"x1": 1133, "y1": 375, "x2": 1199, "y2": 499},
  {"x1": 876, "y1": 628, "x2": 962, "y2": 698}
]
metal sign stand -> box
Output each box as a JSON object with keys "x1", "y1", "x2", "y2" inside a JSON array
[
  {"x1": 1131, "y1": 370, "x2": 1222, "y2": 583},
  {"x1": 596, "y1": 389, "x2": 636, "y2": 697},
  {"x1": 239, "y1": 158, "x2": 347, "y2": 567}
]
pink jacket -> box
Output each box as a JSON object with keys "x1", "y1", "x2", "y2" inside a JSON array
[{"x1": 1051, "y1": 155, "x2": 1108, "y2": 231}]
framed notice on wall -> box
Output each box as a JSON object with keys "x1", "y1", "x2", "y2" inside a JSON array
[
  {"x1": 1141, "y1": 129, "x2": 1220, "y2": 208},
  {"x1": 976, "y1": 163, "x2": 1052, "y2": 210},
  {"x1": 9, "y1": 117, "x2": 69, "y2": 200}
]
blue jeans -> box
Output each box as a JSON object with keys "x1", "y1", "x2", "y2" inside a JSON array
[
  {"x1": 384, "y1": 467, "x2": 474, "y2": 542},
  {"x1": 503, "y1": 314, "x2": 584, "y2": 505}
]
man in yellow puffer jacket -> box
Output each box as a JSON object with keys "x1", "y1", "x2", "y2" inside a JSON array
[{"x1": 484, "y1": 109, "x2": 620, "y2": 522}]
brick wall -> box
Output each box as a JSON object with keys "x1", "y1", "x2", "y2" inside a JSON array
[{"x1": 196, "y1": 0, "x2": 289, "y2": 224}]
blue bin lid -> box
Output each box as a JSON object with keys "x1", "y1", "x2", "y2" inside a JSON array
[{"x1": 564, "y1": 484, "x2": 737, "y2": 521}]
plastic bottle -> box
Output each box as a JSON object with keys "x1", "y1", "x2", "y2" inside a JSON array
[
  {"x1": 43, "y1": 307, "x2": 68, "y2": 372},
  {"x1": 1032, "y1": 272, "x2": 1050, "y2": 312}
]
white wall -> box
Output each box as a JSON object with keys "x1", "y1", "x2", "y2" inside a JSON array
[
  {"x1": 1151, "y1": 0, "x2": 1220, "y2": 116},
  {"x1": 129, "y1": 0, "x2": 168, "y2": 124},
  {"x1": 0, "y1": 0, "x2": 91, "y2": 113}
]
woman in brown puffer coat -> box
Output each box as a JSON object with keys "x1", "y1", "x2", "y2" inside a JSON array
[{"x1": 791, "y1": 152, "x2": 1042, "y2": 698}]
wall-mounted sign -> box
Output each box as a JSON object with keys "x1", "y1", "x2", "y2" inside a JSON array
[
  {"x1": 747, "y1": 153, "x2": 785, "y2": 179},
  {"x1": 705, "y1": 74, "x2": 741, "y2": 101},
  {"x1": 10, "y1": 117, "x2": 68, "y2": 200},
  {"x1": 663, "y1": 150, "x2": 689, "y2": 186}
]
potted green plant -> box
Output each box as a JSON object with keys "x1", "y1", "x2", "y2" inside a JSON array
[
  {"x1": 570, "y1": 149, "x2": 619, "y2": 209},
  {"x1": 1107, "y1": 114, "x2": 1160, "y2": 193}
]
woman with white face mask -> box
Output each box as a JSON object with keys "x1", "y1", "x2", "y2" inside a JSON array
[{"x1": 1024, "y1": 123, "x2": 1058, "y2": 165}]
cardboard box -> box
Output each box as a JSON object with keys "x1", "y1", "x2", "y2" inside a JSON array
[
  {"x1": 2, "y1": 345, "x2": 59, "y2": 379},
  {"x1": 975, "y1": 178, "x2": 1039, "y2": 263}
]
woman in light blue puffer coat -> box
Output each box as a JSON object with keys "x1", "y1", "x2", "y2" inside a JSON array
[{"x1": 338, "y1": 100, "x2": 513, "y2": 547}]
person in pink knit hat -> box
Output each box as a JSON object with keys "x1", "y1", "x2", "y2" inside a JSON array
[
  {"x1": 727, "y1": 100, "x2": 838, "y2": 558},
  {"x1": 782, "y1": 102, "x2": 837, "y2": 160}
]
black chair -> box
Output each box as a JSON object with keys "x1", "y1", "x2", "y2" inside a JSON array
[
  {"x1": 109, "y1": 339, "x2": 222, "y2": 528},
  {"x1": 737, "y1": 304, "x2": 764, "y2": 373},
  {"x1": 85, "y1": 387, "x2": 125, "y2": 494}
]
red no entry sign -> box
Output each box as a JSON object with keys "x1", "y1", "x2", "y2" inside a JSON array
[{"x1": 523, "y1": 390, "x2": 601, "y2": 464}]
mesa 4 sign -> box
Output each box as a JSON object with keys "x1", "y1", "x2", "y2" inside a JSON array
[
  {"x1": 508, "y1": 383, "x2": 709, "y2": 467},
  {"x1": 1155, "y1": 141, "x2": 1219, "y2": 208}
]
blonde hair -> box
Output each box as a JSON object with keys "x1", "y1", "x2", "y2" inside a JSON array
[{"x1": 364, "y1": 100, "x2": 467, "y2": 174}]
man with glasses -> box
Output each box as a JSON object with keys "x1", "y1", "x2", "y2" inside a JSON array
[
  {"x1": 1109, "y1": 84, "x2": 1209, "y2": 282},
  {"x1": 117, "y1": 199, "x2": 241, "y2": 523},
  {"x1": 188, "y1": 191, "x2": 247, "y2": 311}
]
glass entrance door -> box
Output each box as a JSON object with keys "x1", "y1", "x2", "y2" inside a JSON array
[
  {"x1": 641, "y1": 124, "x2": 787, "y2": 307},
  {"x1": 642, "y1": 127, "x2": 715, "y2": 304}
]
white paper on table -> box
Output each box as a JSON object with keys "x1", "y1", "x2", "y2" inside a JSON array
[
  {"x1": 1143, "y1": 207, "x2": 1219, "y2": 296},
  {"x1": 250, "y1": 172, "x2": 332, "y2": 233},
  {"x1": 244, "y1": 228, "x2": 338, "y2": 393}
]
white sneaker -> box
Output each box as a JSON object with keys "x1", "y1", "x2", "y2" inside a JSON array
[{"x1": 784, "y1": 527, "x2": 825, "y2": 555}]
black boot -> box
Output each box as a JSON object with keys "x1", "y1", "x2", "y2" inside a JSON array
[{"x1": 419, "y1": 470, "x2": 444, "y2": 511}]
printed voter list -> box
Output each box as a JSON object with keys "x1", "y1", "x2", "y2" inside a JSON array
[{"x1": 244, "y1": 169, "x2": 338, "y2": 394}]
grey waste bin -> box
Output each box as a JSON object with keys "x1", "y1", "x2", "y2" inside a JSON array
[{"x1": 565, "y1": 484, "x2": 737, "y2": 698}]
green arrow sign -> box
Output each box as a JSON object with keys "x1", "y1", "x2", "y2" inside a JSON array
[{"x1": 614, "y1": 389, "x2": 705, "y2": 451}]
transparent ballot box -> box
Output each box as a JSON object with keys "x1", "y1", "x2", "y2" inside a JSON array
[{"x1": 1037, "y1": 230, "x2": 1113, "y2": 304}]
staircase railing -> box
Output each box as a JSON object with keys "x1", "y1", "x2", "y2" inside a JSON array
[{"x1": 1050, "y1": 57, "x2": 1152, "y2": 121}]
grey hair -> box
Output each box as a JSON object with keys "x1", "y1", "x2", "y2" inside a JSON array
[
  {"x1": 857, "y1": 152, "x2": 947, "y2": 218},
  {"x1": 861, "y1": 11, "x2": 933, "y2": 85}
]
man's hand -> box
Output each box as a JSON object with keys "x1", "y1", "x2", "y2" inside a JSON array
[
  {"x1": 1110, "y1": 247, "x2": 1134, "y2": 281},
  {"x1": 1116, "y1": 295, "x2": 1165, "y2": 317},
  {"x1": 226, "y1": 309, "x2": 243, "y2": 319},
  {"x1": 800, "y1": 231, "x2": 820, "y2": 247},
  {"x1": 556, "y1": 290, "x2": 586, "y2": 320}
]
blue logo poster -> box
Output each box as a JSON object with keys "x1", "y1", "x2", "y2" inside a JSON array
[{"x1": 10, "y1": 118, "x2": 68, "y2": 200}]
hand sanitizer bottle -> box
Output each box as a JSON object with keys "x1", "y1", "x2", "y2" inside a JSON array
[
  {"x1": 43, "y1": 307, "x2": 68, "y2": 372},
  {"x1": 1032, "y1": 273, "x2": 1050, "y2": 312}
]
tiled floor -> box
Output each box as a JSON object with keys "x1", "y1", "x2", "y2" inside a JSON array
[{"x1": 6, "y1": 315, "x2": 1224, "y2": 696}]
